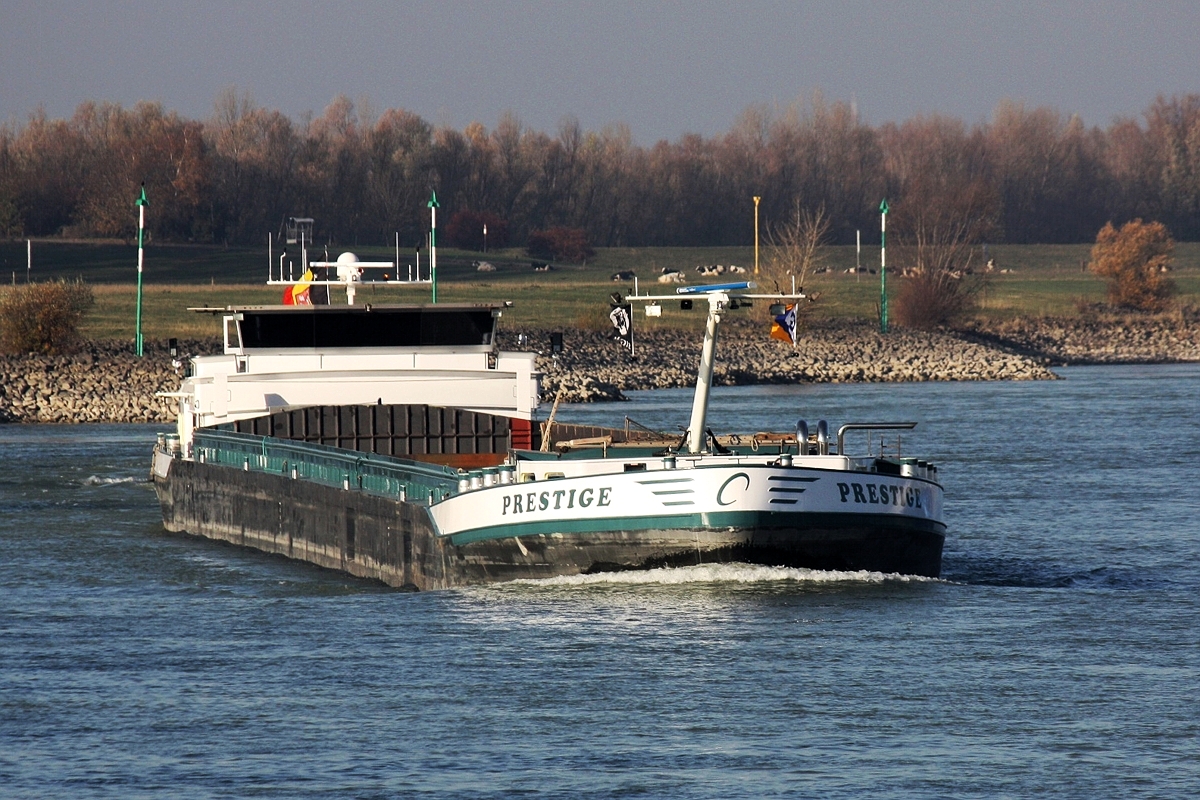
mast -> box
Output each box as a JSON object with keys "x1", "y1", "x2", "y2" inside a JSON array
[
  {"x1": 627, "y1": 281, "x2": 802, "y2": 456},
  {"x1": 686, "y1": 291, "x2": 723, "y2": 453}
]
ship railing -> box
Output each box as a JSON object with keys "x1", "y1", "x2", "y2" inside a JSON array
[
  {"x1": 192, "y1": 429, "x2": 460, "y2": 504},
  {"x1": 836, "y1": 422, "x2": 917, "y2": 458}
]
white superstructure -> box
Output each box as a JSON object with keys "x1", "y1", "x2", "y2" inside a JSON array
[{"x1": 165, "y1": 304, "x2": 539, "y2": 457}]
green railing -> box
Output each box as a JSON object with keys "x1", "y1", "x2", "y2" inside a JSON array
[{"x1": 192, "y1": 429, "x2": 461, "y2": 505}]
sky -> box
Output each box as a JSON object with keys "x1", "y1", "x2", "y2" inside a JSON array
[{"x1": 2, "y1": 0, "x2": 1198, "y2": 144}]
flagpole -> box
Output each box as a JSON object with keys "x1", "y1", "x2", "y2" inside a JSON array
[
  {"x1": 135, "y1": 184, "x2": 148, "y2": 357},
  {"x1": 753, "y1": 196, "x2": 761, "y2": 275},
  {"x1": 879, "y1": 198, "x2": 889, "y2": 334}
]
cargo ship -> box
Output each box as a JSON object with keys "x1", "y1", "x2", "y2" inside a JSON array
[{"x1": 151, "y1": 277, "x2": 945, "y2": 588}]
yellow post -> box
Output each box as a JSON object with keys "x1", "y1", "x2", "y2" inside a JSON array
[{"x1": 753, "y1": 196, "x2": 761, "y2": 275}]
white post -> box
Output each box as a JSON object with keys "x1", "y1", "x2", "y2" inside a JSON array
[
  {"x1": 430, "y1": 212, "x2": 438, "y2": 301},
  {"x1": 427, "y1": 190, "x2": 440, "y2": 302},
  {"x1": 856, "y1": 229, "x2": 861, "y2": 282},
  {"x1": 26, "y1": 239, "x2": 31, "y2": 283}
]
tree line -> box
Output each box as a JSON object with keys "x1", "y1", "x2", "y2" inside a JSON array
[{"x1": 3, "y1": 90, "x2": 1200, "y2": 250}]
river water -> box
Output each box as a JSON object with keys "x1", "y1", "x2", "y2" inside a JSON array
[{"x1": 1, "y1": 365, "x2": 1198, "y2": 798}]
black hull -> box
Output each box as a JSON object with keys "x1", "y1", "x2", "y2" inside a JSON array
[
  {"x1": 446, "y1": 524, "x2": 944, "y2": 585},
  {"x1": 154, "y1": 456, "x2": 944, "y2": 590}
]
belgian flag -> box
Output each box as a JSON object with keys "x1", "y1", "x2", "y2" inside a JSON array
[{"x1": 283, "y1": 269, "x2": 313, "y2": 305}]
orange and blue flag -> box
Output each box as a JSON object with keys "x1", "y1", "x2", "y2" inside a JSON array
[{"x1": 770, "y1": 304, "x2": 797, "y2": 344}]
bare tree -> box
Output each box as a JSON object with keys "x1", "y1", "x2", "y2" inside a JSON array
[
  {"x1": 1145, "y1": 94, "x2": 1200, "y2": 240},
  {"x1": 889, "y1": 179, "x2": 995, "y2": 328},
  {"x1": 73, "y1": 101, "x2": 209, "y2": 240},
  {"x1": 762, "y1": 199, "x2": 830, "y2": 294},
  {"x1": 882, "y1": 116, "x2": 998, "y2": 327}
]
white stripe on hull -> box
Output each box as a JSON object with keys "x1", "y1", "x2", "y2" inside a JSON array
[{"x1": 429, "y1": 463, "x2": 942, "y2": 542}]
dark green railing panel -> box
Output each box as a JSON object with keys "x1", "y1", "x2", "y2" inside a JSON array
[{"x1": 193, "y1": 429, "x2": 460, "y2": 504}]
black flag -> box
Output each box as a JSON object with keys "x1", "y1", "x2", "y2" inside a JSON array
[{"x1": 609, "y1": 303, "x2": 634, "y2": 355}]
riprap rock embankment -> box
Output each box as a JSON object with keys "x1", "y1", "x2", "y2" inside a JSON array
[
  {"x1": 963, "y1": 308, "x2": 1200, "y2": 365},
  {"x1": 2, "y1": 312, "x2": 1197, "y2": 420},
  {"x1": 0, "y1": 341, "x2": 184, "y2": 424},
  {"x1": 509, "y1": 319, "x2": 1059, "y2": 403}
]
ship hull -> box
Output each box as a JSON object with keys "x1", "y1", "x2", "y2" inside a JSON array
[
  {"x1": 153, "y1": 452, "x2": 944, "y2": 589},
  {"x1": 439, "y1": 519, "x2": 944, "y2": 585}
]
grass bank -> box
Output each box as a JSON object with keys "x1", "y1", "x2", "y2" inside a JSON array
[{"x1": 2, "y1": 239, "x2": 1198, "y2": 341}]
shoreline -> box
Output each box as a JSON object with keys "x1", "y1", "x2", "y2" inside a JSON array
[{"x1": 1, "y1": 312, "x2": 1197, "y2": 421}]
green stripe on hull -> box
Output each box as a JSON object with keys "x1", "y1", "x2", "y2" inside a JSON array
[{"x1": 445, "y1": 510, "x2": 945, "y2": 546}]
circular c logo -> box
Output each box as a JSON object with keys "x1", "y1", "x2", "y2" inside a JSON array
[{"x1": 717, "y1": 472, "x2": 751, "y2": 506}]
